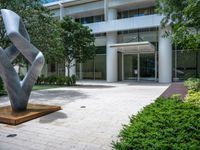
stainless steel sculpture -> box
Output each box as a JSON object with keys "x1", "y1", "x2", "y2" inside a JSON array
[{"x1": 0, "y1": 9, "x2": 45, "y2": 111}]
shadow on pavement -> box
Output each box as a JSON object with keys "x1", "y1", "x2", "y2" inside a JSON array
[
  {"x1": 39, "y1": 111, "x2": 67, "y2": 123},
  {"x1": 74, "y1": 84, "x2": 115, "y2": 89}
]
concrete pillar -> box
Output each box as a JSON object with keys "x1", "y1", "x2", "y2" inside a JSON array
[
  {"x1": 59, "y1": 3, "x2": 64, "y2": 20},
  {"x1": 108, "y1": 8, "x2": 117, "y2": 20},
  {"x1": 106, "y1": 32, "x2": 117, "y2": 82},
  {"x1": 106, "y1": 8, "x2": 117, "y2": 82},
  {"x1": 159, "y1": 27, "x2": 172, "y2": 83},
  {"x1": 122, "y1": 53, "x2": 124, "y2": 80}
]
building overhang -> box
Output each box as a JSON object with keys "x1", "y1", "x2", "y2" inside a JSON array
[
  {"x1": 110, "y1": 41, "x2": 155, "y2": 54},
  {"x1": 44, "y1": 0, "x2": 101, "y2": 10}
]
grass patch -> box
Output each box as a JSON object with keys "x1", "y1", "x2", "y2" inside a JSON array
[
  {"x1": 32, "y1": 85, "x2": 62, "y2": 91},
  {"x1": 113, "y1": 97, "x2": 200, "y2": 150}
]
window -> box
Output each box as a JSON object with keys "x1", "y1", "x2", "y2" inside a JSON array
[
  {"x1": 118, "y1": 6, "x2": 155, "y2": 19},
  {"x1": 129, "y1": 9, "x2": 138, "y2": 17},
  {"x1": 139, "y1": 8, "x2": 150, "y2": 16},
  {"x1": 75, "y1": 14, "x2": 104, "y2": 24}
]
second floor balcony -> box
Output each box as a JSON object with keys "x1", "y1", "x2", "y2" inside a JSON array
[{"x1": 85, "y1": 14, "x2": 163, "y2": 34}]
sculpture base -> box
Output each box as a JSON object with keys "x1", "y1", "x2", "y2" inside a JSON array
[{"x1": 0, "y1": 104, "x2": 61, "y2": 125}]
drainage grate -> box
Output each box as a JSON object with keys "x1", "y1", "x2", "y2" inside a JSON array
[{"x1": 6, "y1": 134, "x2": 17, "y2": 138}]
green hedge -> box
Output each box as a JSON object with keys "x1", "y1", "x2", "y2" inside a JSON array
[
  {"x1": 184, "y1": 78, "x2": 200, "y2": 91},
  {"x1": 36, "y1": 75, "x2": 76, "y2": 86},
  {"x1": 112, "y1": 98, "x2": 200, "y2": 150},
  {"x1": 185, "y1": 90, "x2": 200, "y2": 106}
]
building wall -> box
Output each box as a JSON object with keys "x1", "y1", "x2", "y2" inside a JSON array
[{"x1": 43, "y1": 0, "x2": 180, "y2": 83}]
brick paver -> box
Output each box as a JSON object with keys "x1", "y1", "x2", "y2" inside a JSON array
[{"x1": 0, "y1": 81, "x2": 168, "y2": 150}]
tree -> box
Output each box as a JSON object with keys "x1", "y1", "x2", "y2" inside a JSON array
[
  {"x1": 60, "y1": 16, "x2": 96, "y2": 77},
  {"x1": 0, "y1": 0, "x2": 64, "y2": 64},
  {"x1": 156, "y1": 0, "x2": 200, "y2": 51}
]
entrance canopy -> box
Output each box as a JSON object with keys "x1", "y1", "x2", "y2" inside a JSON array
[{"x1": 110, "y1": 41, "x2": 155, "y2": 54}]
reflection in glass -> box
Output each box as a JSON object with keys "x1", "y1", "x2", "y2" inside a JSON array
[
  {"x1": 140, "y1": 54, "x2": 155, "y2": 80},
  {"x1": 124, "y1": 55, "x2": 138, "y2": 80},
  {"x1": 174, "y1": 50, "x2": 198, "y2": 79},
  {"x1": 82, "y1": 59, "x2": 94, "y2": 79}
]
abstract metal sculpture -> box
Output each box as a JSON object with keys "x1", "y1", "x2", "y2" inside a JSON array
[{"x1": 0, "y1": 9, "x2": 45, "y2": 111}]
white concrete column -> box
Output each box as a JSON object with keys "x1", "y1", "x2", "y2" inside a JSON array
[
  {"x1": 104, "y1": 0, "x2": 108, "y2": 21},
  {"x1": 106, "y1": 8, "x2": 118, "y2": 82},
  {"x1": 159, "y1": 27, "x2": 172, "y2": 83},
  {"x1": 122, "y1": 53, "x2": 124, "y2": 80},
  {"x1": 108, "y1": 8, "x2": 117, "y2": 20},
  {"x1": 106, "y1": 32, "x2": 117, "y2": 82},
  {"x1": 59, "y1": 2, "x2": 64, "y2": 20}
]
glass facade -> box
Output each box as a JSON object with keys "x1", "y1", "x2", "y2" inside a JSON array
[
  {"x1": 118, "y1": 27, "x2": 158, "y2": 43},
  {"x1": 123, "y1": 54, "x2": 155, "y2": 81},
  {"x1": 118, "y1": 6, "x2": 155, "y2": 19},
  {"x1": 75, "y1": 15, "x2": 104, "y2": 24},
  {"x1": 46, "y1": 62, "x2": 65, "y2": 76},
  {"x1": 124, "y1": 55, "x2": 138, "y2": 80},
  {"x1": 140, "y1": 54, "x2": 155, "y2": 80},
  {"x1": 173, "y1": 50, "x2": 200, "y2": 80},
  {"x1": 77, "y1": 46, "x2": 106, "y2": 80}
]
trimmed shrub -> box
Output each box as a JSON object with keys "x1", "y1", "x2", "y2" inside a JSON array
[
  {"x1": 36, "y1": 75, "x2": 76, "y2": 86},
  {"x1": 71, "y1": 75, "x2": 76, "y2": 85},
  {"x1": 37, "y1": 75, "x2": 45, "y2": 85},
  {"x1": 185, "y1": 90, "x2": 200, "y2": 106},
  {"x1": 184, "y1": 78, "x2": 200, "y2": 91},
  {"x1": 112, "y1": 98, "x2": 200, "y2": 150},
  {"x1": 56, "y1": 76, "x2": 66, "y2": 85}
]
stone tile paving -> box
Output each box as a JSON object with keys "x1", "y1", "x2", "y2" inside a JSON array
[{"x1": 0, "y1": 81, "x2": 169, "y2": 150}]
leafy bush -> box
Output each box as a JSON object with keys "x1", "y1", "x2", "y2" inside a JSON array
[
  {"x1": 47, "y1": 75, "x2": 57, "y2": 85},
  {"x1": 56, "y1": 76, "x2": 66, "y2": 85},
  {"x1": 113, "y1": 98, "x2": 200, "y2": 150},
  {"x1": 185, "y1": 90, "x2": 200, "y2": 106},
  {"x1": 71, "y1": 75, "x2": 76, "y2": 85},
  {"x1": 37, "y1": 75, "x2": 45, "y2": 85},
  {"x1": 184, "y1": 78, "x2": 200, "y2": 91},
  {"x1": 0, "y1": 78, "x2": 4, "y2": 93},
  {"x1": 36, "y1": 75, "x2": 76, "y2": 86}
]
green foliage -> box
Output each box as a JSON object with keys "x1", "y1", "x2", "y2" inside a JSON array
[
  {"x1": 60, "y1": 16, "x2": 96, "y2": 77},
  {"x1": 0, "y1": 78, "x2": 4, "y2": 93},
  {"x1": 184, "y1": 78, "x2": 200, "y2": 91},
  {"x1": 0, "y1": 0, "x2": 64, "y2": 63},
  {"x1": 36, "y1": 75, "x2": 76, "y2": 86},
  {"x1": 71, "y1": 75, "x2": 76, "y2": 85},
  {"x1": 113, "y1": 98, "x2": 200, "y2": 150},
  {"x1": 185, "y1": 90, "x2": 200, "y2": 106},
  {"x1": 156, "y1": 0, "x2": 200, "y2": 51},
  {"x1": 170, "y1": 94, "x2": 182, "y2": 100}
]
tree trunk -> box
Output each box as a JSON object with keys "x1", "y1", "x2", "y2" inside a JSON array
[{"x1": 67, "y1": 65, "x2": 70, "y2": 77}]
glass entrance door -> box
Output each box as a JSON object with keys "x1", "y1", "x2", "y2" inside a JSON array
[
  {"x1": 123, "y1": 53, "x2": 156, "y2": 81},
  {"x1": 124, "y1": 54, "x2": 138, "y2": 80},
  {"x1": 140, "y1": 53, "x2": 155, "y2": 80}
]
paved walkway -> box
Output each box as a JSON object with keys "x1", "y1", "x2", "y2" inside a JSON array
[
  {"x1": 161, "y1": 82, "x2": 187, "y2": 99},
  {"x1": 0, "y1": 81, "x2": 168, "y2": 150}
]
